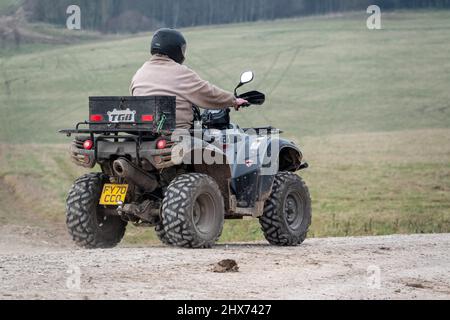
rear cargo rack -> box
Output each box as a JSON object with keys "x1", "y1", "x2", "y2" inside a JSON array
[
  {"x1": 59, "y1": 121, "x2": 173, "y2": 137},
  {"x1": 62, "y1": 122, "x2": 176, "y2": 168}
]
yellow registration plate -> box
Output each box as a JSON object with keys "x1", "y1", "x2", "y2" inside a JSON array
[{"x1": 99, "y1": 184, "x2": 129, "y2": 206}]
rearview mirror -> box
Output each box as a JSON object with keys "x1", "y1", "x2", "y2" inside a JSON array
[
  {"x1": 240, "y1": 71, "x2": 254, "y2": 85},
  {"x1": 234, "y1": 71, "x2": 255, "y2": 97}
]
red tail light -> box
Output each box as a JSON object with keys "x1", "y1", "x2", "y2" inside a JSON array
[
  {"x1": 141, "y1": 115, "x2": 154, "y2": 122},
  {"x1": 83, "y1": 139, "x2": 94, "y2": 150},
  {"x1": 156, "y1": 140, "x2": 167, "y2": 150},
  {"x1": 90, "y1": 114, "x2": 103, "y2": 122}
]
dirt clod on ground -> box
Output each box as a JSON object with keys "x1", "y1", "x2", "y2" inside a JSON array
[{"x1": 212, "y1": 259, "x2": 239, "y2": 273}]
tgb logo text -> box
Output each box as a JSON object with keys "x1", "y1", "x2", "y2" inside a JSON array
[{"x1": 107, "y1": 108, "x2": 136, "y2": 123}]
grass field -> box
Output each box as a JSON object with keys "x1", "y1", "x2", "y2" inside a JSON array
[
  {"x1": 1, "y1": 128, "x2": 449, "y2": 243},
  {"x1": 2, "y1": 10, "x2": 450, "y2": 143},
  {"x1": 0, "y1": 10, "x2": 449, "y2": 243}
]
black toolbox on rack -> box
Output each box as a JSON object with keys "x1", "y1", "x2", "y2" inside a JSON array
[{"x1": 88, "y1": 96, "x2": 176, "y2": 132}]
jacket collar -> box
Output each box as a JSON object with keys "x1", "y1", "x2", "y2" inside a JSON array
[{"x1": 150, "y1": 54, "x2": 174, "y2": 63}]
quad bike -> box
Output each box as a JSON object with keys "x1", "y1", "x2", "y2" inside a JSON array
[{"x1": 60, "y1": 71, "x2": 311, "y2": 249}]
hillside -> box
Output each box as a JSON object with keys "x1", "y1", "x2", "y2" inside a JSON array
[
  {"x1": 0, "y1": 11, "x2": 449, "y2": 242},
  {"x1": 1, "y1": 11, "x2": 450, "y2": 143}
]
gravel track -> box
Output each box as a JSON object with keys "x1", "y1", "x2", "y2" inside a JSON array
[{"x1": 0, "y1": 228, "x2": 449, "y2": 300}]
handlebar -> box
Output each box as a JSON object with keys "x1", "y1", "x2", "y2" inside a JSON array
[{"x1": 237, "y1": 90, "x2": 266, "y2": 106}]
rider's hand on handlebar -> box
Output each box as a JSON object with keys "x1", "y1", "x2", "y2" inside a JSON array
[{"x1": 234, "y1": 98, "x2": 249, "y2": 111}]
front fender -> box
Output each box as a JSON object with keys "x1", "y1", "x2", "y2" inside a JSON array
[
  {"x1": 277, "y1": 139, "x2": 304, "y2": 172},
  {"x1": 227, "y1": 135, "x2": 304, "y2": 208},
  {"x1": 260, "y1": 137, "x2": 304, "y2": 175}
]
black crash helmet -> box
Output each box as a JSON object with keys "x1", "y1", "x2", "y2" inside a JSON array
[{"x1": 151, "y1": 28, "x2": 187, "y2": 64}]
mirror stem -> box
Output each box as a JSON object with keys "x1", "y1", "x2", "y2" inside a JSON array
[{"x1": 234, "y1": 82, "x2": 243, "y2": 98}]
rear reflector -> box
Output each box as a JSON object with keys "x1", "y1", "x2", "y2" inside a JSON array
[
  {"x1": 156, "y1": 140, "x2": 167, "y2": 150},
  {"x1": 141, "y1": 115, "x2": 154, "y2": 122},
  {"x1": 90, "y1": 114, "x2": 103, "y2": 122},
  {"x1": 83, "y1": 139, "x2": 94, "y2": 150}
]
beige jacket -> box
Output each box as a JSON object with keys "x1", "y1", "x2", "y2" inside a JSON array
[{"x1": 130, "y1": 55, "x2": 236, "y2": 129}]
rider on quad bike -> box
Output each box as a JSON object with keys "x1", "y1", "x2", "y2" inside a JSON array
[
  {"x1": 130, "y1": 28, "x2": 249, "y2": 129},
  {"x1": 60, "y1": 29, "x2": 311, "y2": 249}
]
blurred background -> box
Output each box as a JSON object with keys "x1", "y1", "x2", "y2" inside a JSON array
[{"x1": 0, "y1": 0, "x2": 449, "y2": 245}]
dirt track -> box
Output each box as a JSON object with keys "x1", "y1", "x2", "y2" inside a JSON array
[{"x1": 0, "y1": 226, "x2": 449, "y2": 300}]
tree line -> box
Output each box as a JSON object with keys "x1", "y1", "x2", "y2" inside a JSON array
[{"x1": 23, "y1": 0, "x2": 450, "y2": 33}]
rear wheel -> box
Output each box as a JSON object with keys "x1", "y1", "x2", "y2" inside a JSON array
[
  {"x1": 259, "y1": 172, "x2": 311, "y2": 246},
  {"x1": 159, "y1": 173, "x2": 224, "y2": 248},
  {"x1": 154, "y1": 222, "x2": 173, "y2": 246},
  {"x1": 66, "y1": 173, "x2": 127, "y2": 249}
]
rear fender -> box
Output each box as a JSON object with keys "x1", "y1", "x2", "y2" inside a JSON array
[
  {"x1": 172, "y1": 135, "x2": 229, "y2": 167},
  {"x1": 172, "y1": 135, "x2": 233, "y2": 212}
]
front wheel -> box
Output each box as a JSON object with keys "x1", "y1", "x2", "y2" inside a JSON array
[
  {"x1": 159, "y1": 173, "x2": 225, "y2": 248},
  {"x1": 259, "y1": 172, "x2": 312, "y2": 246},
  {"x1": 66, "y1": 173, "x2": 127, "y2": 249}
]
